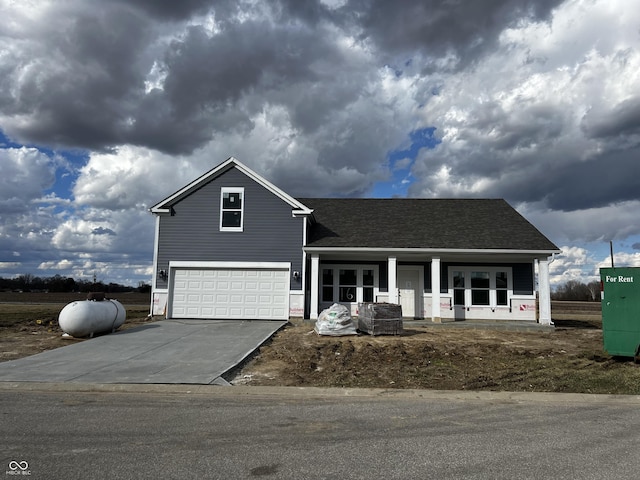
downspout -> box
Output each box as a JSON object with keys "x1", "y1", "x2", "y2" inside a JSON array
[
  {"x1": 538, "y1": 254, "x2": 555, "y2": 326},
  {"x1": 149, "y1": 213, "x2": 161, "y2": 317}
]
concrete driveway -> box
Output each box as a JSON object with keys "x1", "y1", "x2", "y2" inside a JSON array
[{"x1": 0, "y1": 319, "x2": 286, "y2": 385}]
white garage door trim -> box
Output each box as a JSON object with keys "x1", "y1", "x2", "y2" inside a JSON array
[{"x1": 168, "y1": 262, "x2": 290, "y2": 320}]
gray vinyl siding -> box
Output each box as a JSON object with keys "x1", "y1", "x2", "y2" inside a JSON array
[{"x1": 156, "y1": 167, "x2": 304, "y2": 290}]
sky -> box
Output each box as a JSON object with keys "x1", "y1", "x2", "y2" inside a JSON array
[{"x1": 1, "y1": 0, "x2": 640, "y2": 288}]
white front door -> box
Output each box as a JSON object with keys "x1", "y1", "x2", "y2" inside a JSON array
[{"x1": 397, "y1": 268, "x2": 421, "y2": 318}]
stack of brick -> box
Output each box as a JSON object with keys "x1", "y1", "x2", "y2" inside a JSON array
[{"x1": 357, "y1": 303, "x2": 403, "y2": 335}]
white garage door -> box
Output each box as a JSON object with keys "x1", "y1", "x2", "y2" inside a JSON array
[{"x1": 170, "y1": 268, "x2": 289, "y2": 320}]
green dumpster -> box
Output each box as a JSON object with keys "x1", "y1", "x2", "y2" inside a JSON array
[{"x1": 601, "y1": 267, "x2": 640, "y2": 358}]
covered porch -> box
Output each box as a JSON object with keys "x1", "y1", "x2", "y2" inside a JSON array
[{"x1": 305, "y1": 249, "x2": 553, "y2": 325}]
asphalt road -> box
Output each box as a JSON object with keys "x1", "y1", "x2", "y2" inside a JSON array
[{"x1": 2, "y1": 385, "x2": 640, "y2": 479}]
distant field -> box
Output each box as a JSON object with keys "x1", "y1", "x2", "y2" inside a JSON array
[
  {"x1": 0, "y1": 291, "x2": 150, "y2": 306},
  {"x1": 551, "y1": 300, "x2": 602, "y2": 329}
]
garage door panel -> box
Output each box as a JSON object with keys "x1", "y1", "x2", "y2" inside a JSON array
[
  {"x1": 216, "y1": 294, "x2": 229, "y2": 303},
  {"x1": 171, "y1": 267, "x2": 289, "y2": 320}
]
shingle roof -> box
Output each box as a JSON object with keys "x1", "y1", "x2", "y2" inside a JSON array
[{"x1": 297, "y1": 198, "x2": 559, "y2": 251}]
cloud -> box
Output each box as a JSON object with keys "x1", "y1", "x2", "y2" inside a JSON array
[
  {"x1": 0, "y1": 0, "x2": 565, "y2": 158},
  {"x1": 72, "y1": 146, "x2": 183, "y2": 209},
  {"x1": 91, "y1": 227, "x2": 116, "y2": 236},
  {"x1": 120, "y1": 0, "x2": 214, "y2": 20},
  {"x1": 49, "y1": 208, "x2": 153, "y2": 255},
  {"x1": 0, "y1": 0, "x2": 639, "y2": 287},
  {"x1": 354, "y1": 0, "x2": 563, "y2": 69},
  {"x1": 0, "y1": 147, "x2": 55, "y2": 213},
  {"x1": 582, "y1": 96, "x2": 640, "y2": 140},
  {"x1": 0, "y1": 1, "x2": 159, "y2": 150},
  {"x1": 517, "y1": 201, "x2": 640, "y2": 246},
  {"x1": 407, "y1": 0, "x2": 640, "y2": 216},
  {"x1": 38, "y1": 259, "x2": 75, "y2": 271},
  {"x1": 596, "y1": 252, "x2": 640, "y2": 270},
  {"x1": 0, "y1": 262, "x2": 21, "y2": 269},
  {"x1": 550, "y1": 245, "x2": 597, "y2": 285}
]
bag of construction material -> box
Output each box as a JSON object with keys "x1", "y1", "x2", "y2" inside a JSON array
[{"x1": 314, "y1": 303, "x2": 357, "y2": 336}]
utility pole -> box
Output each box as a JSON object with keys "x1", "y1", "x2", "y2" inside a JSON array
[{"x1": 610, "y1": 241, "x2": 615, "y2": 268}]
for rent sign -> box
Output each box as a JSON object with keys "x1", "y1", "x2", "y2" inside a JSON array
[
  {"x1": 600, "y1": 267, "x2": 640, "y2": 358},
  {"x1": 604, "y1": 274, "x2": 634, "y2": 283}
]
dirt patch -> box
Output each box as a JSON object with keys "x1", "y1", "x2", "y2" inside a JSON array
[{"x1": 230, "y1": 307, "x2": 640, "y2": 395}]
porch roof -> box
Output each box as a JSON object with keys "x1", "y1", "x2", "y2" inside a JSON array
[{"x1": 298, "y1": 198, "x2": 560, "y2": 253}]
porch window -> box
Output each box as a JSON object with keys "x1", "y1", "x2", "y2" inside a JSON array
[
  {"x1": 449, "y1": 267, "x2": 512, "y2": 308},
  {"x1": 339, "y1": 269, "x2": 357, "y2": 302},
  {"x1": 220, "y1": 187, "x2": 244, "y2": 231},
  {"x1": 363, "y1": 269, "x2": 374, "y2": 302},
  {"x1": 320, "y1": 265, "x2": 378, "y2": 304},
  {"x1": 322, "y1": 269, "x2": 334, "y2": 302},
  {"x1": 471, "y1": 272, "x2": 490, "y2": 305}
]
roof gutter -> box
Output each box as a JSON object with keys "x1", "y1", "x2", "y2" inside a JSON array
[{"x1": 303, "y1": 247, "x2": 562, "y2": 255}]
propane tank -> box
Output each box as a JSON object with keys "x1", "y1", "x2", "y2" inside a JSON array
[{"x1": 58, "y1": 298, "x2": 126, "y2": 338}]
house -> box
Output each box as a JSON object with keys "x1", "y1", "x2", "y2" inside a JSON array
[{"x1": 149, "y1": 157, "x2": 561, "y2": 324}]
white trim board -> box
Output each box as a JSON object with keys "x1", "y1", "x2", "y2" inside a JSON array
[{"x1": 169, "y1": 261, "x2": 291, "y2": 270}]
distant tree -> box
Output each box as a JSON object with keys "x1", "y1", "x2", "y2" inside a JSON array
[
  {"x1": 0, "y1": 277, "x2": 11, "y2": 290},
  {"x1": 107, "y1": 282, "x2": 130, "y2": 293},
  {"x1": 44, "y1": 275, "x2": 77, "y2": 292},
  {"x1": 30, "y1": 276, "x2": 45, "y2": 291},
  {"x1": 586, "y1": 280, "x2": 601, "y2": 302},
  {"x1": 76, "y1": 279, "x2": 91, "y2": 292},
  {"x1": 77, "y1": 279, "x2": 106, "y2": 293},
  {"x1": 16, "y1": 274, "x2": 33, "y2": 290},
  {"x1": 0, "y1": 275, "x2": 138, "y2": 293},
  {"x1": 552, "y1": 280, "x2": 601, "y2": 301}
]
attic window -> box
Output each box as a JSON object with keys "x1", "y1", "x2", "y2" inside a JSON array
[{"x1": 220, "y1": 187, "x2": 244, "y2": 231}]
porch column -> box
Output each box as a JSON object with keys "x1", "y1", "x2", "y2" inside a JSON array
[
  {"x1": 388, "y1": 256, "x2": 398, "y2": 304},
  {"x1": 538, "y1": 257, "x2": 552, "y2": 325},
  {"x1": 431, "y1": 257, "x2": 441, "y2": 323},
  {"x1": 310, "y1": 254, "x2": 320, "y2": 320}
]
